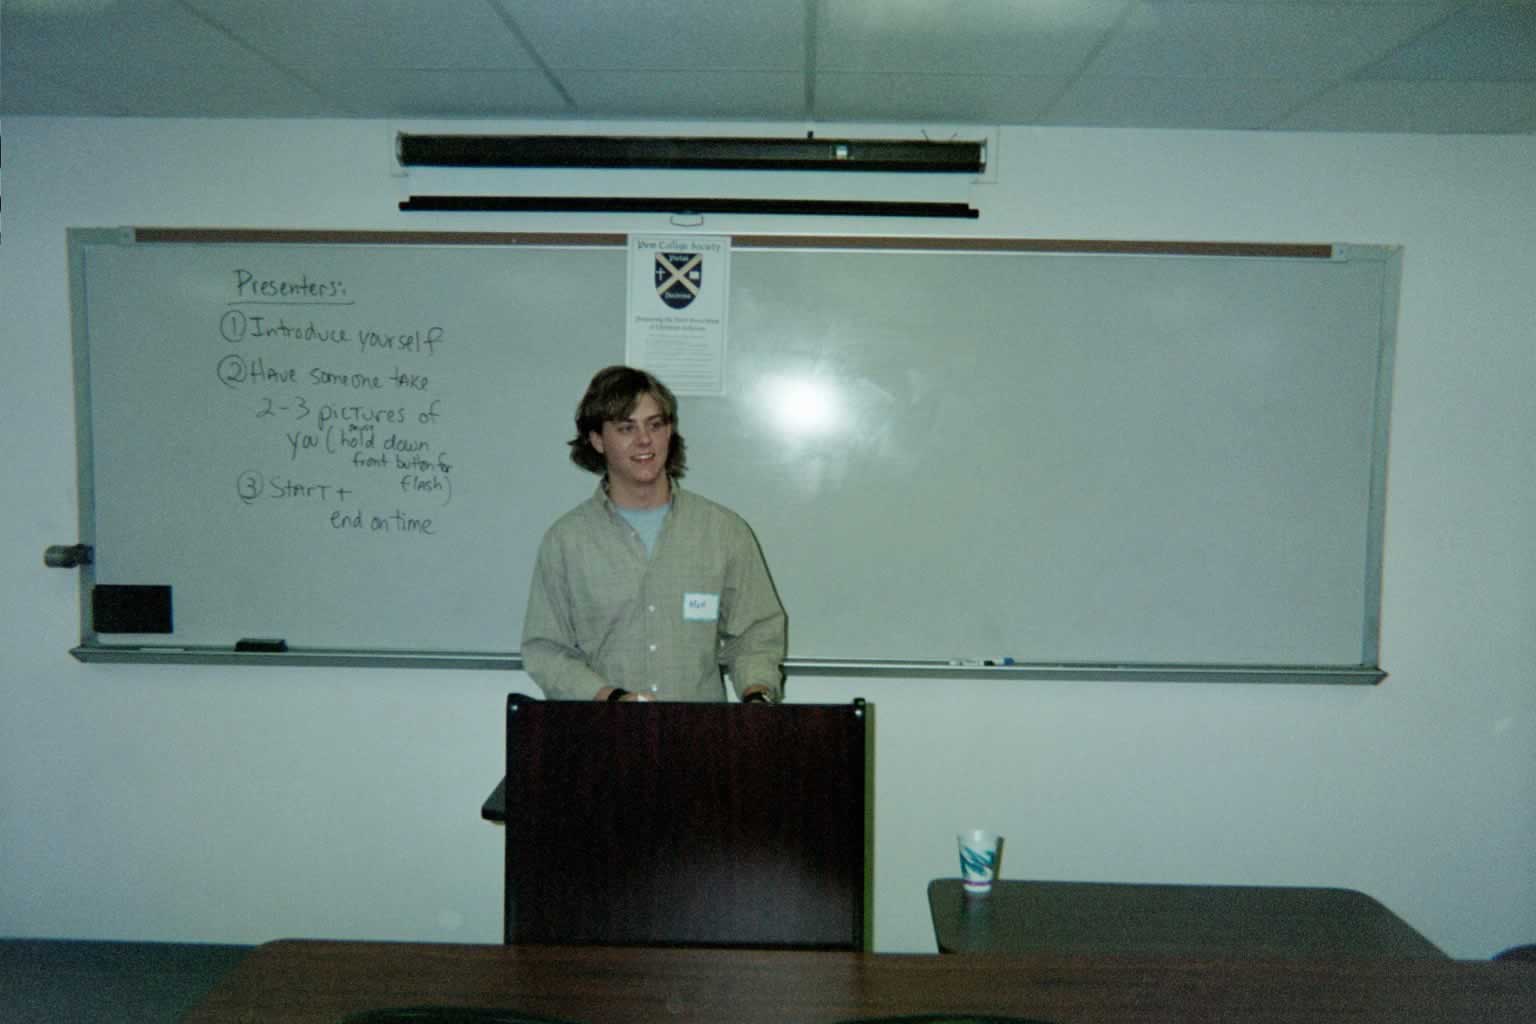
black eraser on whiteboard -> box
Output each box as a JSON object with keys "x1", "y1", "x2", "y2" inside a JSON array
[
  {"x1": 235, "y1": 638, "x2": 288, "y2": 653},
  {"x1": 92, "y1": 584, "x2": 173, "y2": 634}
]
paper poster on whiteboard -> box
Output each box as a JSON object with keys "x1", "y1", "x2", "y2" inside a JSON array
[{"x1": 626, "y1": 235, "x2": 730, "y2": 396}]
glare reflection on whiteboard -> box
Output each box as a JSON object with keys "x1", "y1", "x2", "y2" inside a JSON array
[{"x1": 760, "y1": 373, "x2": 845, "y2": 441}]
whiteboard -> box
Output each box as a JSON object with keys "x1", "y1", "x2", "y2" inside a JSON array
[{"x1": 67, "y1": 230, "x2": 1397, "y2": 680}]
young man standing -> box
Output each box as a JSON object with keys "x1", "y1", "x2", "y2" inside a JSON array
[{"x1": 521, "y1": 365, "x2": 786, "y2": 703}]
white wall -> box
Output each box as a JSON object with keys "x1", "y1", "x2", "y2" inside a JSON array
[{"x1": 2, "y1": 117, "x2": 1533, "y2": 956}]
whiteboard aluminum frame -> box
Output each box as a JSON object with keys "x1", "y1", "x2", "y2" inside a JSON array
[{"x1": 67, "y1": 646, "x2": 1385, "y2": 685}]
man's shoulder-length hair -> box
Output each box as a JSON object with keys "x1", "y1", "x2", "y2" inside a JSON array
[{"x1": 567, "y1": 364, "x2": 688, "y2": 478}]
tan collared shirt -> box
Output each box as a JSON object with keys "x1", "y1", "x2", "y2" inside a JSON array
[{"x1": 521, "y1": 483, "x2": 786, "y2": 702}]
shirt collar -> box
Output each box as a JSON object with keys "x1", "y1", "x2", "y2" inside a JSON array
[{"x1": 597, "y1": 476, "x2": 680, "y2": 515}]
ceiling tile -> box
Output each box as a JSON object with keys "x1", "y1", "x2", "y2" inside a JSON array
[
  {"x1": 184, "y1": 0, "x2": 537, "y2": 69},
  {"x1": 1357, "y1": 1, "x2": 1536, "y2": 82},
  {"x1": 819, "y1": 0, "x2": 1131, "y2": 76},
  {"x1": 1, "y1": 61, "x2": 118, "y2": 116},
  {"x1": 308, "y1": 69, "x2": 572, "y2": 118},
  {"x1": 3, "y1": 0, "x2": 1532, "y2": 133},
  {"x1": 1084, "y1": 1, "x2": 1454, "y2": 79},
  {"x1": 511, "y1": 0, "x2": 806, "y2": 69},
  {"x1": 1276, "y1": 80, "x2": 1536, "y2": 133},
  {"x1": 814, "y1": 72, "x2": 1065, "y2": 123},
  {"x1": 23, "y1": 60, "x2": 343, "y2": 118},
  {"x1": 1046, "y1": 74, "x2": 1326, "y2": 129},
  {"x1": 5, "y1": 0, "x2": 280, "y2": 69},
  {"x1": 559, "y1": 70, "x2": 805, "y2": 119}
]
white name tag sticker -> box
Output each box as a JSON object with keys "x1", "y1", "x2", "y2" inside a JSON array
[{"x1": 683, "y1": 592, "x2": 720, "y2": 622}]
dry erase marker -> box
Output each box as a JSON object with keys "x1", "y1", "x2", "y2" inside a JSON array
[{"x1": 236, "y1": 638, "x2": 288, "y2": 653}]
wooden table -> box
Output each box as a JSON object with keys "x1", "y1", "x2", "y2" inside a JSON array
[
  {"x1": 929, "y1": 878, "x2": 1447, "y2": 958},
  {"x1": 0, "y1": 939, "x2": 251, "y2": 1024},
  {"x1": 183, "y1": 939, "x2": 1536, "y2": 1024}
]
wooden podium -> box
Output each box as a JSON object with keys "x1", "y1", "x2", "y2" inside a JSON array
[{"x1": 502, "y1": 695, "x2": 870, "y2": 950}]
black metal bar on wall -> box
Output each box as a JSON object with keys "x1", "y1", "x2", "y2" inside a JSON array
[
  {"x1": 397, "y1": 195, "x2": 980, "y2": 218},
  {"x1": 396, "y1": 133, "x2": 986, "y2": 173}
]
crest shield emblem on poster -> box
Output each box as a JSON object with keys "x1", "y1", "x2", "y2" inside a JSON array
[{"x1": 655, "y1": 251, "x2": 703, "y2": 309}]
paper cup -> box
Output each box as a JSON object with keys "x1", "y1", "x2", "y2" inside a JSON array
[{"x1": 958, "y1": 829, "x2": 1003, "y2": 894}]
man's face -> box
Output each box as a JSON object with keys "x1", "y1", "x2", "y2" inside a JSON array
[{"x1": 590, "y1": 391, "x2": 672, "y2": 499}]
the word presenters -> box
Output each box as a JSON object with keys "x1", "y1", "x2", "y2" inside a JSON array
[{"x1": 217, "y1": 267, "x2": 451, "y2": 538}]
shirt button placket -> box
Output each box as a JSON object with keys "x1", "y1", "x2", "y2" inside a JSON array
[{"x1": 646, "y1": 603, "x2": 659, "y2": 695}]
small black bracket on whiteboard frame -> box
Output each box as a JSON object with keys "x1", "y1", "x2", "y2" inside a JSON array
[{"x1": 44, "y1": 544, "x2": 94, "y2": 568}]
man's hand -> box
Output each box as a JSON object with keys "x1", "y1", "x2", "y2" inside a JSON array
[{"x1": 597, "y1": 686, "x2": 655, "y2": 702}]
